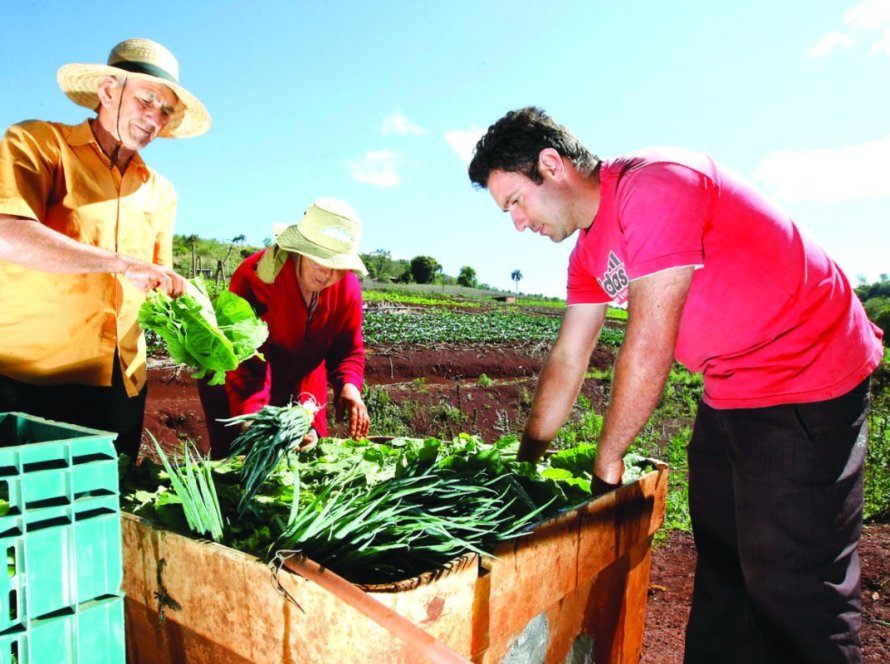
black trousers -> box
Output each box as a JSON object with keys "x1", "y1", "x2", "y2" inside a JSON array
[
  {"x1": 684, "y1": 378, "x2": 870, "y2": 664},
  {"x1": 0, "y1": 360, "x2": 147, "y2": 459}
]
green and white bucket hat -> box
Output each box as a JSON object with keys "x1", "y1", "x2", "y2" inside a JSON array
[{"x1": 257, "y1": 197, "x2": 368, "y2": 283}]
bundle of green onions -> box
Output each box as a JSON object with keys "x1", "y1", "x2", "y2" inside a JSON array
[
  {"x1": 275, "y1": 455, "x2": 552, "y2": 584},
  {"x1": 150, "y1": 434, "x2": 225, "y2": 542},
  {"x1": 222, "y1": 400, "x2": 320, "y2": 514}
]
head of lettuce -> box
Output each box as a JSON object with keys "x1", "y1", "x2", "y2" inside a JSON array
[{"x1": 138, "y1": 277, "x2": 268, "y2": 385}]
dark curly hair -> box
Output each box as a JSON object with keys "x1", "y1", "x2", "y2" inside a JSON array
[{"x1": 468, "y1": 107, "x2": 599, "y2": 188}]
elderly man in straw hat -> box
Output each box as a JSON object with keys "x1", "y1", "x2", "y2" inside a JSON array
[
  {"x1": 0, "y1": 38, "x2": 211, "y2": 459},
  {"x1": 197, "y1": 197, "x2": 371, "y2": 458}
]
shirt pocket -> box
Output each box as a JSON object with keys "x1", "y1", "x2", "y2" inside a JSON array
[{"x1": 118, "y1": 207, "x2": 162, "y2": 261}]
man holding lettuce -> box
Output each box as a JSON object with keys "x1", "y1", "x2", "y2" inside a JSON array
[{"x1": 0, "y1": 38, "x2": 210, "y2": 458}]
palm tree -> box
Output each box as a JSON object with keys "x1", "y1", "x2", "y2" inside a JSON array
[{"x1": 511, "y1": 269, "x2": 523, "y2": 294}]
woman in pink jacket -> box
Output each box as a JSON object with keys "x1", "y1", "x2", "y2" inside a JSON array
[{"x1": 198, "y1": 197, "x2": 370, "y2": 458}]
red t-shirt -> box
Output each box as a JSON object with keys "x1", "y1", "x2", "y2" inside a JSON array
[
  {"x1": 567, "y1": 148, "x2": 883, "y2": 408},
  {"x1": 224, "y1": 250, "x2": 365, "y2": 434}
]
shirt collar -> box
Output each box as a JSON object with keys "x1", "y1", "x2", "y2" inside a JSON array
[{"x1": 69, "y1": 118, "x2": 151, "y2": 181}]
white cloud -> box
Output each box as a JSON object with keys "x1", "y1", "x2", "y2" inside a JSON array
[
  {"x1": 381, "y1": 109, "x2": 425, "y2": 136},
  {"x1": 349, "y1": 150, "x2": 405, "y2": 187},
  {"x1": 809, "y1": 0, "x2": 890, "y2": 57},
  {"x1": 807, "y1": 31, "x2": 854, "y2": 58},
  {"x1": 845, "y1": 0, "x2": 890, "y2": 30},
  {"x1": 444, "y1": 126, "x2": 485, "y2": 165},
  {"x1": 752, "y1": 135, "x2": 890, "y2": 202},
  {"x1": 872, "y1": 27, "x2": 890, "y2": 53}
]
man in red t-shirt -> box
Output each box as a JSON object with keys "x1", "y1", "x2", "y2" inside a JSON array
[{"x1": 468, "y1": 107, "x2": 882, "y2": 664}]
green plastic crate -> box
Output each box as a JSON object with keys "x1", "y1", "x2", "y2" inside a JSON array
[
  {"x1": 0, "y1": 413, "x2": 124, "y2": 664},
  {"x1": 0, "y1": 595, "x2": 124, "y2": 664}
]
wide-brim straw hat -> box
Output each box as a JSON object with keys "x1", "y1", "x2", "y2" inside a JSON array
[
  {"x1": 257, "y1": 198, "x2": 368, "y2": 283},
  {"x1": 56, "y1": 38, "x2": 210, "y2": 139}
]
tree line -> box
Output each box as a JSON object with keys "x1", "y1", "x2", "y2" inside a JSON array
[
  {"x1": 857, "y1": 274, "x2": 890, "y2": 341},
  {"x1": 171, "y1": 235, "x2": 522, "y2": 293},
  {"x1": 171, "y1": 236, "x2": 890, "y2": 325}
]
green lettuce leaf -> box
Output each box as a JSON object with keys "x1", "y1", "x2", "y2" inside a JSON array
[
  {"x1": 139, "y1": 277, "x2": 268, "y2": 384},
  {"x1": 214, "y1": 290, "x2": 269, "y2": 362}
]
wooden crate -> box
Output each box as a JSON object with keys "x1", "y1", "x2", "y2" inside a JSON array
[{"x1": 123, "y1": 461, "x2": 668, "y2": 663}]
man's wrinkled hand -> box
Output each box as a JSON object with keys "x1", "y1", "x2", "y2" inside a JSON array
[{"x1": 122, "y1": 259, "x2": 187, "y2": 297}]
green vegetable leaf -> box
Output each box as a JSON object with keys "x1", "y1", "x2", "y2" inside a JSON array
[{"x1": 138, "y1": 277, "x2": 268, "y2": 384}]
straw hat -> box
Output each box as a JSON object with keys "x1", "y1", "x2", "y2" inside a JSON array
[
  {"x1": 257, "y1": 198, "x2": 368, "y2": 283},
  {"x1": 56, "y1": 38, "x2": 210, "y2": 139}
]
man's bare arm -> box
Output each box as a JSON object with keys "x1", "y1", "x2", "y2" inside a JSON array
[
  {"x1": 594, "y1": 266, "x2": 694, "y2": 483},
  {"x1": 0, "y1": 214, "x2": 187, "y2": 296},
  {"x1": 518, "y1": 303, "x2": 607, "y2": 462}
]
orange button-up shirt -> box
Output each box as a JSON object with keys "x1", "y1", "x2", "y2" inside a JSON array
[{"x1": 0, "y1": 119, "x2": 177, "y2": 396}]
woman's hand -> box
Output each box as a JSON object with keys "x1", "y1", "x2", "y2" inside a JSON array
[
  {"x1": 297, "y1": 428, "x2": 319, "y2": 452},
  {"x1": 337, "y1": 383, "x2": 370, "y2": 440}
]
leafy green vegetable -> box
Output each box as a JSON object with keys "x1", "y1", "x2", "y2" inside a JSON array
[
  {"x1": 275, "y1": 460, "x2": 550, "y2": 583},
  {"x1": 150, "y1": 434, "x2": 225, "y2": 542},
  {"x1": 213, "y1": 290, "x2": 271, "y2": 360},
  {"x1": 121, "y1": 434, "x2": 657, "y2": 584},
  {"x1": 138, "y1": 277, "x2": 268, "y2": 385},
  {"x1": 222, "y1": 401, "x2": 320, "y2": 515}
]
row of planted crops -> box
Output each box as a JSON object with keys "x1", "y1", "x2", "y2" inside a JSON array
[{"x1": 362, "y1": 306, "x2": 626, "y2": 345}]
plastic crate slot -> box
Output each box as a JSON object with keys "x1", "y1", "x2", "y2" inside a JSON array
[
  {"x1": 0, "y1": 621, "x2": 25, "y2": 637},
  {"x1": 73, "y1": 452, "x2": 115, "y2": 465},
  {"x1": 81, "y1": 592, "x2": 118, "y2": 605},
  {"x1": 0, "y1": 467, "x2": 17, "y2": 479},
  {"x1": 6, "y1": 546, "x2": 15, "y2": 578},
  {"x1": 22, "y1": 459, "x2": 69, "y2": 473},
  {"x1": 32, "y1": 605, "x2": 75, "y2": 621},
  {"x1": 0, "y1": 479, "x2": 13, "y2": 518},
  {"x1": 73, "y1": 488, "x2": 114, "y2": 500},
  {"x1": 7, "y1": 589, "x2": 16, "y2": 622},
  {"x1": 23, "y1": 496, "x2": 69, "y2": 511},
  {"x1": 25, "y1": 515, "x2": 71, "y2": 532},
  {"x1": 74, "y1": 507, "x2": 115, "y2": 521},
  {"x1": 0, "y1": 526, "x2": 22, "y2": 539}
]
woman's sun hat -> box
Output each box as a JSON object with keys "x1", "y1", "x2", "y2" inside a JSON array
[
  {"x1": 257, "y1": 198, "x2": 369, "y2": 283},
  {"x1": 56, "y1": 38, "x2": 211, "y2": 139}
]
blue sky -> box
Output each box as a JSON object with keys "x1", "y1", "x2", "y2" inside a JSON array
[{"x1": 3, "y1": 0, "x2": 889, "y2": 297}]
